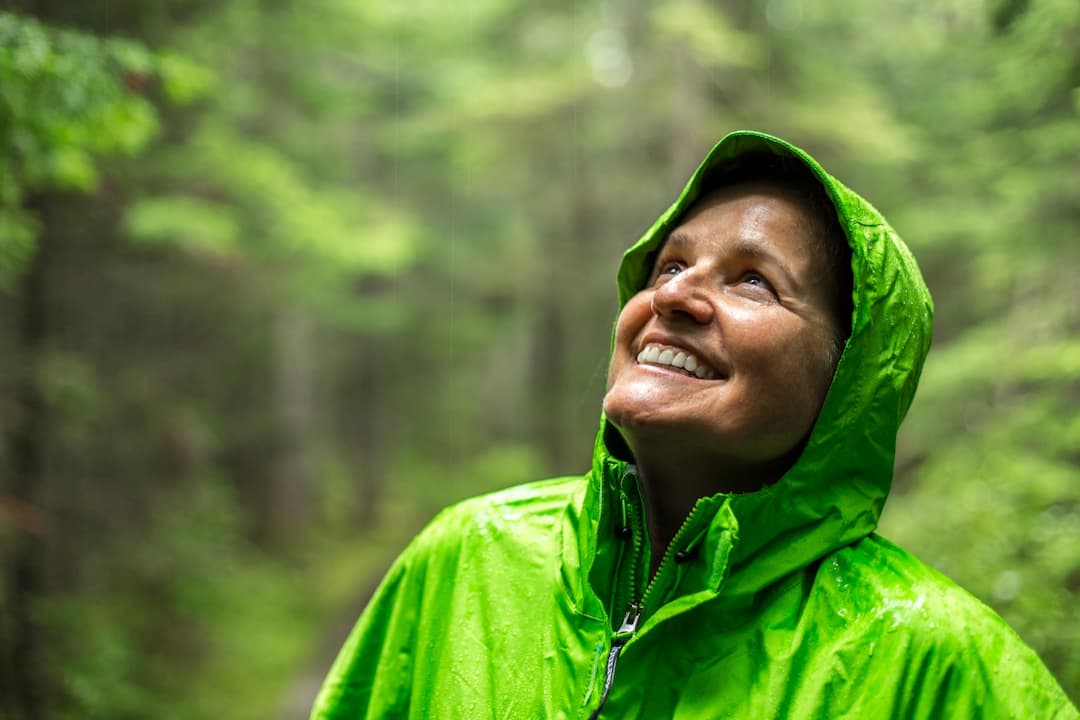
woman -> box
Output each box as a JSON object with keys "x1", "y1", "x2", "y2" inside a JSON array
[{"x1": 312, "y1": 131, "x2": 1075, "y2": 718}]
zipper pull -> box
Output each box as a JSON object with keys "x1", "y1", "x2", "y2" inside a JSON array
[
  {"x1": 614, "y1": 602, "x2": 642, "y2": 639},
  {"x1": 588, "y1": 602, "x2": 643, "y2": 720}
]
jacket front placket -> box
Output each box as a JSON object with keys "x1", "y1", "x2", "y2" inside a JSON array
[{"x1": 586, "y1": 461, "x2": 737, "y2": 719}]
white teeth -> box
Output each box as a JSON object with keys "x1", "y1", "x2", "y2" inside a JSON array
[{"x1": 635, "y1": 343, "x2": 712, "y2": 379}]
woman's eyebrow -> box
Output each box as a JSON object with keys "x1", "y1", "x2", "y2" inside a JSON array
[{"x1": 660, "y1": 229, "x2": 692, "y2": 252}]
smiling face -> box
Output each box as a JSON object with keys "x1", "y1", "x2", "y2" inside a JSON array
[{"x1": 603, "y1": 181, "x2": 847, "y2": 485}]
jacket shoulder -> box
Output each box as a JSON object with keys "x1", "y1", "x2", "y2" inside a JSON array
[
  {"x1": 310, "y1": 476, "x2": 590, "y2": 719},
  {"x1": 835, "y1": 534, "x2": 1025, "y2": 637},
  {"x1": 815, "y1": 534, "x2": 1076, "y2": 718}
]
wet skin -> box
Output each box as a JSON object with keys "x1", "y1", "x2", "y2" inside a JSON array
[{"x1": 602, "y1": 181, "x2": 844, "y2": 567}]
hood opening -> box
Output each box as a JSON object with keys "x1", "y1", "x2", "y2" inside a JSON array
[
  {"x1": 594, "y1": 130, "x2": 933, "y2": 595},
  {"x1": 601, "y1": 139, "x2": 857, "y2": 472}
]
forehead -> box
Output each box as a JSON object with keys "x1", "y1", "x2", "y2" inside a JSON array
[{"x1": 662, "y1": 182, "x2": 824, "y2": 266}]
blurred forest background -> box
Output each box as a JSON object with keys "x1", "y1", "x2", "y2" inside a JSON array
[{"x1": 0, "y1": 0, "x2": 1077, "y2": 717}]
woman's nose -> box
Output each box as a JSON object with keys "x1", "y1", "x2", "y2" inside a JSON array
[{"x1": 650, "y1": 269, "x2": 714, "y2": 324}]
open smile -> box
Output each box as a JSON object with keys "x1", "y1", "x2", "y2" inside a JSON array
[{"x1": 636, "y1": 343, "x2": 719, "y2": 379}]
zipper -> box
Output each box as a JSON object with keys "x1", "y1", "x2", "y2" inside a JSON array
[
  {"x1": 587, "y1": 490, "x2": 712, "y2": 718},
  {"x1": 586, "y1": 602, "x2": 641, "y2": 720},
  {"x1": 587, "y1": 465, "x2": 644, "y2": 719},
  {"x1": 609, "y1": 466, "x2": 644, "y2": 627},
  {"x1": 639, "y1": 499, "x2": 708, "y2": 612}
]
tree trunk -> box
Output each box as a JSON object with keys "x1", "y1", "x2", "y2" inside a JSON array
[
  {"x1": 268, "y1": 307, "x2": 316, "y2": 545},
  {"x1": 348, "y1": 334, "x2": 385, "y2": 530},
  {"x1": 3, "y1": 196, "x2": 50, "y2": 720}
]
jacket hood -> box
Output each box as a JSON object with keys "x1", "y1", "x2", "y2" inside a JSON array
[{"x1": 590, "y1": 130, "x2": 934, "y2": 604}]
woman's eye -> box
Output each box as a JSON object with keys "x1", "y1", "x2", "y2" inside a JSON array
[
  {"x1": 651, "y1": 260, "x2": 683, "y2": 282},
  {"x1": 740, "y1": 273, "x2": 776, "y2": 294}
]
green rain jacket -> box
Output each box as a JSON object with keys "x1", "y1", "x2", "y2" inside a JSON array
[{"x1": 312, "y1": 131, "x2": 1076, "y2": 719}]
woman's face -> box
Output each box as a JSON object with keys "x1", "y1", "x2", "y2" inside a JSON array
[{"x1": 603, "y1": 181, "x2": 844, "y2": 476}]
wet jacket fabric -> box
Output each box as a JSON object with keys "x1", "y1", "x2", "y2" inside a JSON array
[{"x1": 312, "y1": 131, "x2": 1077, "y2": 719}]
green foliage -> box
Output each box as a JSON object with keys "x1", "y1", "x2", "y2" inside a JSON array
[
  {"x1": 34, "y1": 475, "x2": 239, "y2": 719},
  {"x1": 156, "y1": 52, "x2": 215, "y2": 106},
  {"x1": 652, "y1": 2, "x2": 764, "y2": 69},
  {"x1": 126, "y1": 194, "x2": 240, "y2": 259},
  {"x1": 132, "y1": 125, "x2": 417, "y2": 276},
  {"x1": 0, "y1": 11, "x2": 208, "y2": 290},
  {"x1": 30, "y1": 472, "x2": 420, "y2": 720}
]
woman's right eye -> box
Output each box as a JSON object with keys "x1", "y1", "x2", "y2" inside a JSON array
[{"x1": 655, "y1": 261, "x2": 683, "y2": 278}]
